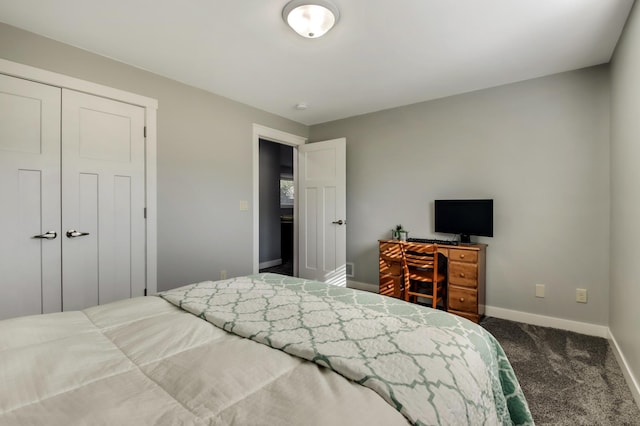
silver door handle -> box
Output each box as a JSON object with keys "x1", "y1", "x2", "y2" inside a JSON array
[
  {"x1": 332, "y1": 220, "x2": 346, "y2": 225},
  {"x1": 33, "y1": 231, "x2": 57, "y2": 240},
  {"x1": 66, "y1": 229, "x2": 90, "y2": 238}
]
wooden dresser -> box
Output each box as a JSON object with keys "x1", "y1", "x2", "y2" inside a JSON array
[{"x1": 378, "y1": 240, "x2": 487, "y2": 323}]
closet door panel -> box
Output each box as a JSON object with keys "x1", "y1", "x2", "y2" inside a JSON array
[
  {"x1": 61, "y1": 89, "x2": 146, "y2": 311},
  {"x1": 0, "y1": 74, "x2": 61, "y2": 320},
  {"x1": 63, "y1": 173, "x2": 100, "y2": 309},
  {"x1": 113, "y1": 175, "x2": 133, "y2": 302}
]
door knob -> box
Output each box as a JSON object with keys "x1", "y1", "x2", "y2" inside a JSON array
[
  {"x1": 33, "y1": 231, "x2": 57, "y2": 240},
  {"x1": 332, "y1": 220, "x2": 346, "y2": 225},
  {"x1": 66, "y1": 229, "x2": 90, "y2": 238}
]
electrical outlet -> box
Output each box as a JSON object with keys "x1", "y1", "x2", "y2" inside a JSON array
[
  {"x1": 535, "y1": 284, "x2": 545, "y2": 298},
  {"x1": 576, "y1": 288, "x2": 588, "y2": 303},
  {"x1": 220, "y1": 270, "x2": 227, "y2": 280},
  {"x1": 239, "y1": 200, "x2": 249, "y2": 211}
]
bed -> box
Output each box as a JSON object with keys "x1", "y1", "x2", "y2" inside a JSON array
[{"x1": 0, "y1": 273, "x2": 533, "y2": 425}]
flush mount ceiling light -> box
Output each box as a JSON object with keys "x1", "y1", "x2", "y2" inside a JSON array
[{"x1": 282, "y1": 0, "x2": 340, "y2": 39}]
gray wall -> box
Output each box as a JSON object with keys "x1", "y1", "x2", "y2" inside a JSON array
[
  {"x1": 310, "y1": 67, "x2": 611, "y2": 326},
  {"x1": 610, "y1": 1, "x2": 640, "y2": 394},
  {"x1": 0, "y1": 23, "x2": 308, "y2": 291},
  {"x1": 259, "y1": 139, "x2": 282, "y2": 264}
]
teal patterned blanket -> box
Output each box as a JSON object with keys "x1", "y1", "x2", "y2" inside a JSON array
[{"x1": 159, "y1": 273, "x2": 533, "y2": 426}]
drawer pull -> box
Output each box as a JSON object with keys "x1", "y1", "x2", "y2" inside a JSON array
[
  {"x1": 459, "y1": 297, "x2": 465, "y2": 302},
  {"x1": 387, "y1": 284, "x2": 392, "y2": 289},
  {"x1": 460, "y1": 273, "x2": 465, "y2": 278},
  {"x1": 459, "y1": 254, "x2": 465, "y2": 259}
]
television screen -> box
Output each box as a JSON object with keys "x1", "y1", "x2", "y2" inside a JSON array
[{"x1": 434, "y1": 199, "x2": 493, "y2": 241}]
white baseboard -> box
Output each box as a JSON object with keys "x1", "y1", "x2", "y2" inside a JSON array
[
  {"x1": 347, "y1": 280, "x2": 377, "y2": 293},
  {"x1": 483, "y1": 305, "x2": 609, "y2": 338},
  {"x1": 609, "y1": 331, "x2": 640, "y2": 409},
  {"x1": 259, "y1": 259, "x2": 282, "y2": 269}
]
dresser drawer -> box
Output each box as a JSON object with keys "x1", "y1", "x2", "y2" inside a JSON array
[
  {"x1": 379, "y1": 286, "x2": 394, "y2": 297},
  {"x1": 380, "y1": 261, "x2": 403, "y2": 276},
  {"x1": 448, "y1": 262, "x2": 478, "y2": 287},
  {"x1": 448, "y1": 286, "x2": 477, "y2": 313},
  {"x1": 379, "y1": 276, "x2": 399, "y2": 297},
  {"x1": 448, "y1": 249, "x2": 477, "y2": 263}
]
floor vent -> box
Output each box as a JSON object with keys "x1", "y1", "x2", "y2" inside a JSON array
[{"x1": 346, "y1": 262, "x2": 354, "y2": 277}]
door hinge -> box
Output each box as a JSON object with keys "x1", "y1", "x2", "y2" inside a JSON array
[
  {"x1": 143, "y1": 207, "x2": 147, "y2": 219},
  {"x1": 144, "y1": 126, "x2": 147, "y2": 138}
]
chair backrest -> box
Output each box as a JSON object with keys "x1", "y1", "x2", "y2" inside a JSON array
[
  {"x1": 401, "y1": 243, "x2": 444, "y2": 308},
  {"x1": 401, "y1": 242, "x2": 439, "y2": 275}
]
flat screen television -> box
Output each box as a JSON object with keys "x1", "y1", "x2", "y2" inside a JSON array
[{"x1": 434, "y1": 199, "x2": 493, "y2": 243}]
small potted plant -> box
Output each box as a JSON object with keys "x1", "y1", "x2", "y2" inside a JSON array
[{"x1": 393, "y1": 224, "x2": 408, "y2": 241}]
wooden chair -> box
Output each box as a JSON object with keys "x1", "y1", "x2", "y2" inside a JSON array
[
  {"x1": 379, "y1": 241, "x2": 404, "y2": 298},
  {"x1": 401, "y1": 243, "x2": 447, "y2": 309}
]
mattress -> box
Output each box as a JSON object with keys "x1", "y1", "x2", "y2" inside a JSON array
[{"x1": 0, "y1": 273, "x2": 533, "y2": 425}]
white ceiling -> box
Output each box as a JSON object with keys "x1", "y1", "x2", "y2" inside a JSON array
[{"x1": 0, "y1": 0, "x2": 634, "y2": 125}]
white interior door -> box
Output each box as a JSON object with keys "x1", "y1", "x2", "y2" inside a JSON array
[
  {"x1": 298, "y1": 138, "x2": 346, "y2": 286},
  {"x1": 61, "y1": 89, "x2": 146, "y2": 310},
  {"x1": 0, "y1": 74, "x2": 62, "y2": 320}
]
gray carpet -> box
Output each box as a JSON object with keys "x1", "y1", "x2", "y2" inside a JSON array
[{"x1": 481, "y1": 317, "x2": 640, "y2": 425}]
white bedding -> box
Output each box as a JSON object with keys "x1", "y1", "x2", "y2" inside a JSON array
[
  {"x1": 0, "y1": 274, "x2": 533, "y2": 425},
  {"x1": 0, "y1": 295, "x2": 409, "y2": 425}
]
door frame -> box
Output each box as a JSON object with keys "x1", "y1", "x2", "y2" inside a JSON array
[
  {"x1": 0, "y1": 58, "x2": 159, "y2": 295},
  {"x1": 252, "y1": 124, "x2": 307, "y2": 274}
]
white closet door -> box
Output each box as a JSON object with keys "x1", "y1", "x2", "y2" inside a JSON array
[
  {"x1": 61, "y1": 89, "x2": 146, "y2": 310},
  {"x1": 0, "y1": 74, "x2": 62, "y2": 320}
]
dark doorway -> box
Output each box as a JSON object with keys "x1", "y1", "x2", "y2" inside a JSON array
[{"x1": 258, "y1": 139, "x2": 294, "y2": 276}]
